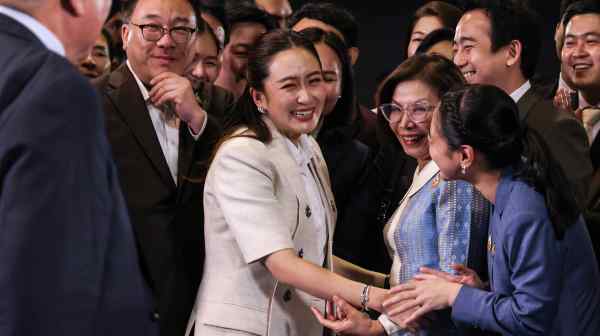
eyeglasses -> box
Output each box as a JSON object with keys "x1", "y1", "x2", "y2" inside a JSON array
[
  {"x1": 378, "y1": 101, "x2": 434, "y2": 124},
  {"x1": 129, "y1": 23, "x2": 196, "y2": 44}
]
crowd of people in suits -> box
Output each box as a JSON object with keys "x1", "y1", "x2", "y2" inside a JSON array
[{"x1": 1, "y1": 0, "x2": 599, "y2": 335}]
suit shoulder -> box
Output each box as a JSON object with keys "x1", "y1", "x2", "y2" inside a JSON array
[{"x1": 217, "y1": 130, "x2": 267, "y2": 156}]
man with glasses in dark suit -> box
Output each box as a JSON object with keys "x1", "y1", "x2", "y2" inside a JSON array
[{"x1": 94, "y1": 0, "x2": 221, "y2": 335}]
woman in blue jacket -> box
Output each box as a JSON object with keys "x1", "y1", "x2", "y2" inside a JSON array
[{"x1": 382, "y1": 84, "x2": 600, "y2": 335}]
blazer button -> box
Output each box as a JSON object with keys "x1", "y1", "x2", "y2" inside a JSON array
[
  {"x1": 150, "y1": 310, "x2": 160, "y2": 322},
  {"x1": 305, "y1": 205, "x2": 311, "y2": 218},
  {"x1": 283, "y1": 289, "x2": 292, "y2": 302}
]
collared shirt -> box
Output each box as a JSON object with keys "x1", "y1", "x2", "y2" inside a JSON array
[
  {"x1": 558, "y1": 72, "x2": 592, "y2": 109},
  {"x1": 126, "y1": 61, "x2": 207, "y2": 184},
  {"x1": 0, "y1": 5, "x2": 65, "y2": 56},
  {"x1": 283, "y1": 134, "x2": 328, "y2": 266},
  {"x1": 509, "y1": 80, "x2": 531, "y2": 103}
]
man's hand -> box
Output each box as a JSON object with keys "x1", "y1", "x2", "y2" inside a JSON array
[{"x1": 149, "y1": 72, "x2": 207, "y2": 133}]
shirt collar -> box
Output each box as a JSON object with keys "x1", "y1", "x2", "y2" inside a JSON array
[
  {"x1": 126, "y1": 60, "x2": 151, "y2": 101},
  {"x1": 509, "y1": 80, "x2": 531, "y2": 103},
  {"x1": 0, "y1": 5, "x2": 65, "y2": 56},
  {"x1": 284, "y1": 134, "x2": 313, "y2": 167}
]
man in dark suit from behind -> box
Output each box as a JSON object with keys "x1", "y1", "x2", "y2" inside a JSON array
[
  {"x1": 454, "y1": 0, "x2": 593, "y2": 207},
  {"x1": 94, "y1": 0, "x2": 221, "y2": 335},
  {"x1": 0, "y1": 0, "x2": 156, "y2": 335}
]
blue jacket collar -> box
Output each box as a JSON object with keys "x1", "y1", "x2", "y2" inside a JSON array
[{"x1": 494, "y1": 168, "x2": 516, "y2": 217}]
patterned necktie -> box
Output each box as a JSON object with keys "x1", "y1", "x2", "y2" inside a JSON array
[
  {"x1": 581, "y1": 106, "x2": 600, "y2": 144},
  {"x1": 159, "y1": 101, "x2": 180, "y2": 129}
]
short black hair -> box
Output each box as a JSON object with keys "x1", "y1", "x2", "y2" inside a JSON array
[
  {"x1": 415, "y1": 28, "x2": 455, "y2": 55},
  {"x1": 463, "y1": 0, "x2": 541, "y2": 80},
  {"x1": 223, "y1": 0, "x2": 277, "y2": 46},
  {"x1": 122, "y1": 0, "x2": 204, "y2": 30},
  {"x1": 287, "y1": 2, "x2": 358, "y2": 48},
  {"x1": 563, "y1": 0, "x2": 600, "y2": 27},
  {"x1": 560, "y1": 0, "x2": 584, "y2": 19}
]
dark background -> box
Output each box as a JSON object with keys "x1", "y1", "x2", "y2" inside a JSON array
[{"x1": 288, "y1": 0, "x2": 562, "y2": 107}]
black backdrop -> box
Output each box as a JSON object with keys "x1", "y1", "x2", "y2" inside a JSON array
[{"x1": 288, "y1": 0, "x2": 562, "y2": 106}]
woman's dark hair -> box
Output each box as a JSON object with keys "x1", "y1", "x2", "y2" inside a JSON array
[
  {"x1": 288, "y1": 2, "x2": 359, "y2": 48},
  {"x1": 220, "y1": 29, "x2": 322, "y2": 145},
  {"x1": 374, "y1": 53, "x2": 465, "y2": 147},
  {"x1": 438, "y1": 84, "x2": 580, "y2": 239},
  {"x1": 415, "y1": 28, "x2": 454, "y2": 55},
  {"x1": 298, "y1": 27, "x2": 357, "y2": 133},
  {"x1": 403, "y1": 1, "x2": 463, "y2": 57}
]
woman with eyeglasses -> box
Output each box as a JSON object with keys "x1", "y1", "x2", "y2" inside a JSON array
[
  {"x1": 312, "y1": 54, "x2": 490, "y2": 336},
  {"x1": 383, "y1": 84, "x2": 600, "y2": 335}
]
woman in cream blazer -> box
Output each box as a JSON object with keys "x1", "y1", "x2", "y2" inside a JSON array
[{"x1": 187, "y1": 30, "x2": 388, "y2": 336}]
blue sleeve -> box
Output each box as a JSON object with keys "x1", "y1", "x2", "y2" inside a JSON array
[{"x1": 452, "y1": 211, "x2": 562, "y2": 335}]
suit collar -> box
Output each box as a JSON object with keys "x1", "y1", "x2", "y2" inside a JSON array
[
  {"x1": 516, "y1": 86, "x2": 541, "y2": 122},
  {"x1": 0, "y1": 7, "x2": 64, "y2": 56},
  {"x1": 262, "y1": 117, "x2": 336, "y2": 234},
  {"x1": 494, "y1": 168, "x2": 516, "y2": 218},
  {"x1": 107, "y1": 64, "x2": 177, "y2": 190}
]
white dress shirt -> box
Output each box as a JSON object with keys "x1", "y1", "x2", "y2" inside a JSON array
[
  {"x1": 284, "y1": 134, "x2": 328, "y2": 265},
  {"x1": 509, "y1": 80, "x2": 531, "y2": 103},
  {"x1": 0, "y1": 5, "x2": 65, "y2": 56},
  {"x1": 126, "y1": 61, "x2": 208, "y2": 184}
]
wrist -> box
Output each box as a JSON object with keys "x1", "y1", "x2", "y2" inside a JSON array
[
  {"x1": 367, "y1": 287, "x2": 385, "y2": 312},
  {"x1": 369, "y1": 320, "x2": 386, "y2": 336},
  {"x1": 188, "y1": 106, "x2": 206, "y2": 134},
  {"x1": 447, "y1": 283, "x2": 462, "y2": 306}
]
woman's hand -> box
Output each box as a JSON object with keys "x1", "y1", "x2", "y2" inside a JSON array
[
  {"x1": 448, "y1": 264, "x2": 486, "y2": 289},
  {"x1": 311, "y1": 295, "x2": 385, "y2": 336},
  {"x1": 382, "y1": 271, "x2": 462, "y2": 326},
  {"x1": 416, "y1": 265, "x2": 485, "y2": 289}
]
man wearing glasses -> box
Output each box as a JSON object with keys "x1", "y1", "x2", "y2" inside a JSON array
[{"x1": 94, "y1": 0, "x2": 221, "y2": 335}]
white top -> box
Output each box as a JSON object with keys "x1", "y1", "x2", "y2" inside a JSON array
[
  {"x1": 510, "y1": 80, "x2": 531, "y2": 103},
  {"x1": 283, "y1": 134, "x2": 328, "y2": 265},
  {"x1": 126, "y1": 61, "x2": 207, "y2": 184},
  {"x1": 378, "y1": 160, "x2": 440, "y2": 335},
  {"x1": 0, "y1": 5, "x2": 65, "y2": 56}
]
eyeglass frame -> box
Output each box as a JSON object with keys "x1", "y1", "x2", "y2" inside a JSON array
[
  {"x1": 378, "y1": 101, "x2": 436, "y2": 125},
  {"x1": 128, "y1": 22, "x2": 197, "y2": 44}
]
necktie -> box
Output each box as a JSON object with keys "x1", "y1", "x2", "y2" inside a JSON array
[{"x1": 582, "y1": 106, "x2": 600, "y2": 144}]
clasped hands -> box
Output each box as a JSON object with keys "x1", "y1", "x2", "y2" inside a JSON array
[
  {"x1": 311, "y1": 264, "x2": 483, "y2": 335},
  {"x1": 148, "y1": 72, "x2": 207, "y2": 134}
]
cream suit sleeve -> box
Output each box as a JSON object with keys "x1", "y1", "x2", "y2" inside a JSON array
[{"x1": 211, "y1": 137, "x2": 295, "y2": 264}]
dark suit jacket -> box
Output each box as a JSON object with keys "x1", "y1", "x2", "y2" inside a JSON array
[
  {"x1": 195, "y1": 81, "x2": 236, "y2": 126},
  {"x1": 94, "y1": 64, "x2": 222, "y2": 336},
  {"x1": 517, "y1": 88, "x2": 593, "y2": 207},
  {"x1": 586, "y1": 135, "x2": 600, "y2": 261},
  {"x1": 0, "y1": 13, "x2": 156, "y2": 336},
  {"x1": 317, "y1": 127, "x2": 371, "y2": 264},
  {"x1": 335, "y1": 142, "x2": 417, "y2": 273}
]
